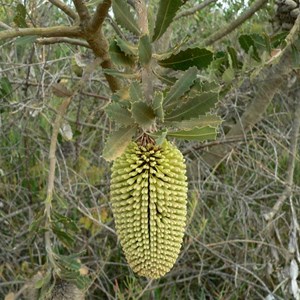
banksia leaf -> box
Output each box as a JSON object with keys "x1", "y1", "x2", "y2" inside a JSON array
[
  {"x1": 131, "y1": 102, "x2": 156, "y2": 129},
  {"x1": 112, "y1": 0, "x2": 140, "y2": 35},
  {"x1": 138, "y1": 35, "x2": 152, "y2": 65},
  {"x1": 110, "y1": 141, "x2": 187, "y2": 278}
]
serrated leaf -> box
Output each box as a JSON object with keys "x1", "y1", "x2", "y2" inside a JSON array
[
  {"x1": 158, "y1": 48, "x2": 213, "y2": 71},
  {"x1": 131, "y1": 102, "x2": 156, "y2": 129},
  {"x1": 112, "y1": 0, "x2": 140, "y2": 35},
  {"x1": 165, "y1": 92, "x2": 219, "y2": 121},
  {"x1": 153, "y1": 69, "x2": 177, "y2": 85},
  {"x1": 129, "y1": 81, "x2": 143, "y2": 102},
  {"x1": 239, "y1": 34, "x2": 260, "y2": 62},
  {"x1": 139, "y1": 35, "x2": 152, "y2": 65},
  {"x1": 13, "y1": 3, "x2": 27, "y2": 28},
  {"x1": 15, "y1": 35, "x2": 37, "y2": 46},
  {"x1": 170, "y1": 115, "x2": 222, "y2": 130},
  {"x1": 103, "y1": 69, "x2": 139, "y2": 79},
  {"x1": 153, "y1": 91, "x2": 164, "y2": 122},
  {"x1": 109, "y1": 40, "x2": 135, "y2": 66},
  {"x1": 105, "y1": 103, "x2": 134, "y2": 125},
  {"x1": 164, "y1": 66, "x2": 198, "y2": 110},
  {"x1": 227, "y1": 46, "x2": 241, "y2": 69},
  {"x1": 52, "y1": 225, "x2": 75, "y2": 248},
  {"x1": 102, "y1": 126, "x2": 136, "y2": 161},
  {"x1": 271, "y1": 31, "x2": 288, "y2": 48},
  {"x1": 152, "y1": 0, "x2": 187, "y2": 41},
  {"x1": 167, "y1": 126, "x2": 218, "y2": 141},
  {"x1": 116, "y1": 36, "x2": 138, "y2": 56},
  {"x1": 250, "y1": 33, "x2": 271, "y2": 53}
]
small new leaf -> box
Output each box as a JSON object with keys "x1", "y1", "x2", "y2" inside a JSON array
[
  {"x1": 153, "y1": 91, "x2": 164, "y2": 122},
  {"x1": 152, "y1": 0, "x2": 187, "y2": 41},
  {"x1": 167, "y1": 126, "x2": 218, "y2": 141},
  {"x1": 158, "y1": 48, "x2": 213, "y2": 71},
  {"x1": 138, "y1": 35, "x2": 152, "y2": 65},
  {"x1": 112, "y1": 0, "x2": 140, "y2": 35},
  {"x1": 102, "y1": 126, "x2": 136, "y2": 161},
  {"x1": 165, "y1": 92, "x2": 219, "y2": 121},
  {"x1": 164, "y1": 66, "x2": 198, "y2": 110},
  {"x1": 105, "y1": 103, "x2": 134, "y2": 126},
  {"x1": 131, "y1": 102, "x2": 156, "y2": 129}
]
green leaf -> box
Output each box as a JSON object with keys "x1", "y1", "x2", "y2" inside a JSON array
[
  {"x1": 112, "y1": 0, "x2": 140, "y2": 35},
  {"x1": 105, "y1": 103, "x2": 134, "y2": 125},
  {"x1": 271, "y1": 31, "x2": 288, "y2": 48},
  {"x1": 222, "y1": 68, "x2": 235, "y2": 83},
  {"x1": 116, "y1": 36, "x2": 138, "y2": 56},
  {"x1": 239, "y1": 34, "x2": 260, "y2": 62},
  {"x1": 102, "y1": 126, "x2": 136, "y2": 161},
  {"x1": 15, "y1": 35, "x2": 38, "y2": 46},
  {"x1": 103, "y1": 69, "x2": 139, "y2": 79},
  {"x1": 52, "y1": 225, "x2": 75, "y2": 248},
  {"x1": 165, "y1": 92, "x2": 219, "y2": 121},
  {"x1": 250, "y1": 33, "x2": 271, "y2": 53},
  {"x1": 13, "y1": 3, "x2": 27, "y2": 28},
  {"x1": 131, "y1": 102, "x2": 156, "y2": 129},
  {"x1": 158, "y1": 48, "x2": 213, "y2": 71},
  {"x1": 0, "y1": 77, "x2": 12, "y2": 98},
  {"x1": 129, "y1": 81, "x2": 143, "y2": 102},
  {"x1": 164, "y1": 66, "x2": 198, "y2": 110},
  {"x1": 109, "y1": 41, "x2": 135, "y2": 66},
  {"x1": 155, "y1": 129, "x2": 168, "y2": 145},
  {"x1": 138, "y1": 35, "x2": 152, "y2": 65},
  {"x1": 227, "y1": 46, "x2": 241, "y2": 69},
  {"x1": 152, "y1": 0, "x2": 187, "y2": 41},
  {"x1": 170, "y1": 115, "x2": 222, "y2": 130},
  {"x1": 153, "y1": 91, "x2": 164, "y2": 122},
  {"x1": 35, "y1": 269, "x2": 52, "y2": 289},
  {"x1": 167, "y1": 126, "x2": 218, "y2": 141}
]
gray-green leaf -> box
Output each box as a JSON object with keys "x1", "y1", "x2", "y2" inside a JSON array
[
  {"x1": 167, "y1": 126, "x2": 218, "y2": 141},
  {"x1": 158, "y1": 47, "x2": 213, "y2": 71},
  {"x1": 164, "y1": 66, "x2": 198, "y2": 110},
  {"x1": 152, "y1": 0, "x2": 187, "y2": 41},
  {"x1": 138, "y1": 35, "x2": 152, "y2": 65},
  {"x1": 131, "y1": 102, "x2": 156, "y2": 129},
  {"x1": 165, "y1": 92, "x2": 219, "y2": 121},
  {"x1": 112, "y1": 0, "x2": 140, "y2": 35},
  {"x1": 170, "y1": 115, "x2": 222, "y2": 130},
  {"x1": 103, "y1": 126, "x2": 136, "y2": 161},
  {"x1": 153, "y1": 91, "x2": 164, "y2": 122},
  {"x1": 105, "y1": 103, "x2": 134, "y2": 125}
]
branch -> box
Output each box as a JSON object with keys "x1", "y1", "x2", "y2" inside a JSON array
[
  {"x1": 202, "y1": 0, "x2": 268, "y2": 46},
  {"x1": 0, "y1": 21, "x2": 11, "y2": 30},
  {"x1": 202, "y1": 15, "x2": 300, "y2": 167},
  {"x1": 263, "y1": 88, "x2": 300, "y2": 221},
  {"x1": 88, "y1": 0, "x2": 111, "y2": 33},
  {"x1": 174, "y1": 0, "x2": 217, "y2": 20},
  {"x1": 37, "y1": 37, "x2": 90, "y2": 48},
  {"x1": 72, "y1": 0, "x2": 90, "y2": 22},
  {"x1": 49, "y1": 0, "x2": 78, "y2": 21},
  {"x1": 0, "y1": 25, "x2": 82, "y2": 41}
]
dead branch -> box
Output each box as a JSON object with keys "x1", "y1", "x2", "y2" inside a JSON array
[{"x1": 37, "y1": 37, "x2": 90, "y2": 48}]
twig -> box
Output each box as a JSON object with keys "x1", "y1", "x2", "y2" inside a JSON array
[
  {"x1": 37, "y1": 37, "x2": 90, "y2": 48},
  {"x1": 174, "y1": 0, "x2": 217, "y2": 20},
  {"x1": 0, "y1": 21, "x2": 11, "y2": 29},
  {"x1": 88, "y1": 0, "x2": 111, "y2": 33},
  {"x1": 49, "y1": 0, "x2": 78, "y2": 21},
  {"x1": 0, "y1": 25, "x2": 82, "y2": 41},
  {"x1": 72, "y1": 0, "x2": 90, "y2": 22},
  {"x1": 44, "y1": 58, "x2": 101, "y2": 271},
  {"x1": 264, "y1": 88, "x2": 300, "y2": 221},
  {"x1": 203, "y1": 15, "x2": 300, "y2": 167},
  {"x1": 202, "y1": 0, "x2": 268, "y2": 46}
]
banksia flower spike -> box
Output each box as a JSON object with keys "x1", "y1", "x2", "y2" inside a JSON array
[{"x1": 110, "y1": 140, "x2": 188, "y2": 279}]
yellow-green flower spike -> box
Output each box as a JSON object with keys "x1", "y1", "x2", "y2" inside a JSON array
[{"x1": 110, "y1": 140, "x2": 187, "y2": 279}]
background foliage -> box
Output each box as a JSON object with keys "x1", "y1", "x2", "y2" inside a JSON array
[{"x1": 1, "y1": 0, "x2": 300, "y2": 299}]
